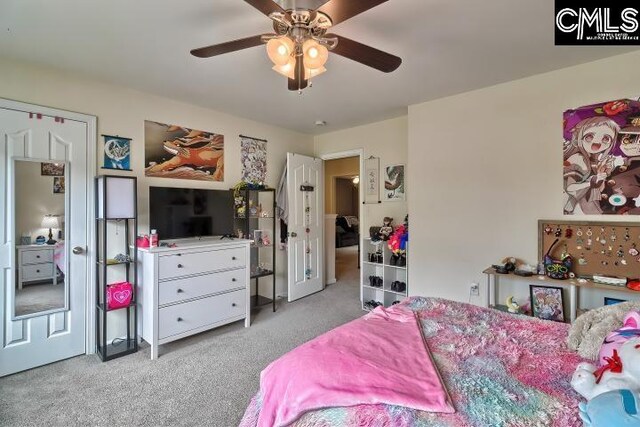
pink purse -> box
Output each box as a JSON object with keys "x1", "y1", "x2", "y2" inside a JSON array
[{"x1": 106, "y1": 281, "x2": 133, "y2": 310}]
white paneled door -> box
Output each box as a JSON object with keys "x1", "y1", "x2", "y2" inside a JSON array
[
  {"x1": 0, "y1": 101, "x2": 92, "y2": 376},
  {"x1": 287, "y1": 153, "x2": 324, "y2": 301}
]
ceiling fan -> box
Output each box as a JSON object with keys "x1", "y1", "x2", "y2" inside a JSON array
[{"x1": 190, "y1": 0, "x2": 402, "y2": 92}]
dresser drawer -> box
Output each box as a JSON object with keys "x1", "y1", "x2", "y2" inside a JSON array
[
  {"x1": 159, "y1": 269, "x2": 246, "y2": 306},
  {"x1": 22, "y1": 249, "x2": 53, "y2": 264},
  {"x1": 158, "y1": 289, "x2": 246, "y2": 339},
  {"x1": 158, "y1": 247, "x2": 246, "y2": 280},
  {"x1": 22, "y1": 263, "x2": 54, "y2": 281}
]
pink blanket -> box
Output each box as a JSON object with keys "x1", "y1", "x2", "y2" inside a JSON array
[{"x1": 257, "y1": 304, "x2": 454, "y2": 427}]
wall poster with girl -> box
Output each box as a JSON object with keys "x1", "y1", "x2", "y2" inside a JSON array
[{"x1": 563, "y1": 99, "x2": 640, "y2": 215}]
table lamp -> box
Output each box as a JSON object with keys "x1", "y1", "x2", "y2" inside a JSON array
[{"x1": 41, "y1": 215, "x2": 59, "y2": 245}]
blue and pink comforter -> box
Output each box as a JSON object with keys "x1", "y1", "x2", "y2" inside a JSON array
[{"x1": 240, "y1": 297, "x2": 585, "y2": 427}]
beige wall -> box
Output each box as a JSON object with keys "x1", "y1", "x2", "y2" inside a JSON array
[
  {"x1": 408, "y1": 51, "x2": 640, "y2": 309},
  {"x1": 0, "y1": 58, "x2": 314, "y2": 298},
  {"x1": 324, "y1": 156, "x2": 359, "y2": 214},
  {"x1": 315, "y1": 116, "x2": 408, "y2": 234}
]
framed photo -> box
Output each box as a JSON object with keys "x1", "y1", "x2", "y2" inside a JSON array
[
  {"x1": 253, "y1": 230, "x2": 263, "y2": 246},
  {"x1": 41, "y1": 162, "x2": 64, "y2": 176},
  {"x1": 530, "y1": 285, "x2": 565, "y2": 322},
  {"x1": 53, "y1": 177, "x2": 65, "y2": 194},
  {"x1": 384, "y1": 164, "x2": 405, "y2": 201},
  {"x1": 604, "y1": 297, "x2": 627, "y2": 306}
]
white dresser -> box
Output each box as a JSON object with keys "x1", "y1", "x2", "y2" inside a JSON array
[
  {"x1": 137, "y1": 238, "x2": 251, "y2": 359},
  {"x1": 16, "y1": 245, "x2": 56, "y2": 290}
]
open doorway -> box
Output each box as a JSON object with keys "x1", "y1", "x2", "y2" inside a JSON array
[{"x1": 324, "y1": 155, "x2": 361, "y2": 290}]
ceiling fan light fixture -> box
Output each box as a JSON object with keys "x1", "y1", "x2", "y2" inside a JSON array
[
  {"x1": 266, "y1": 37, "x2": 294, "y2": 66},
  {"x1": 272, "y1": 56, "x2": 297, "y2": 79},
  {"x1": 302, "y1": 39, "x2": 328, "y2": 70},
  {"x1": 305, "y1": 65, "x2": 326, "y2": 79}
]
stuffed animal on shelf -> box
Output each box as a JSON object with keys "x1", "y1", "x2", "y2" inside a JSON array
[
  {"x1": 505, "y1": 296, "x2": 520, "y2": 314},
  {"x1": 571, "y1": 337, "x2": 640, "y2": 401},
  {"x1": 378, "y1": 217, "x2": 394, "y2": 241},
  {"x1": 579, "y1": 389, "x2": 640, "y2": 426},
  {"x1": 598, "y1": 311, "x2": 640, "y2": 368}
]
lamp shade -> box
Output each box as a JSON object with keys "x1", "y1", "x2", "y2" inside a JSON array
[
  {"x1": 96, "y1": 176, "x2": 136, "y2": 219},
  {"x1": 272, "y1": 56, "x2": 297, "y2": 79},
  {"x1": 41, "y1": 215, "x2": 59, "y2": 229},
  {"x1": 302, "y1": 39, "x2": 328, "y2": 70},
  {"x1": 266, "y1": 37, "x2": 294, "y2": 66},
  {"x1": 305, "y1": 66, "x2": 326, "y2": 79}
]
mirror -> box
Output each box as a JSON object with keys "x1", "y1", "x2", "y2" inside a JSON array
[{"x1": 13, "y1": 158, "x2": 68, "y2": 318}]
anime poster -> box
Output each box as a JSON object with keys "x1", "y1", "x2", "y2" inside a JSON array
[
  {"x1": 563, "y1": 99, "x2": 640, "y2": 215},
  {"x1": 102, "y1": 135, "x2": 131, "y2": 170},
  {"x1": 144, "y1": 121, "x2": 224, "y2": 181},
  {"x1": 240, "y1": 136, "x2": 267, "y2": 184},
  {"x1": 384, "y1": 164, "x2": 405, "y2": 201}
]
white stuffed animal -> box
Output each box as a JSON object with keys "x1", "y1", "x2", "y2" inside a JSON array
[{"x1": 571, "y1": 337, "x2": 640, "y2": 400}]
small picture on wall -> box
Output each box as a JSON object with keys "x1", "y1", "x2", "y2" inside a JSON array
[
  {"x1": 530, "y1": 285, "x2": 565, "y2": 322},
  {"x1": 41, "y1": 162, "x2": 64, "y2": 176},
  {"x1": 53, "y1": 177, "x2": 65, "y2": 194},
  {"x1": 384, "y1": 164, "x2": 405, "y2": 201},
  {"x1": 604, "y1": 297, "x2": 627, "y2": 305},
  {"x1": 102, "y1": 135, "x2": 132, "y2": 170}
]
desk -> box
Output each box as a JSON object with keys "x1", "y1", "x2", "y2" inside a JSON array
[{"x1": 483, "y1": 267, "x2": 640, "y2": 322}]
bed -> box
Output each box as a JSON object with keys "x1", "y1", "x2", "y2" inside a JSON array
[{"x1": 240, "y1": 297, "x2": 585, "y2": 427}]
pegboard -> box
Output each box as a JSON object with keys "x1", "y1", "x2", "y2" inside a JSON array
[{"x1": 538, "y1": 219, "x2": 640, "y2": 280}]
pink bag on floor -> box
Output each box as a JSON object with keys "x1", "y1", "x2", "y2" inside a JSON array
[{"x1": 106, "y1": 282, "x2": 133, "y2": 310}]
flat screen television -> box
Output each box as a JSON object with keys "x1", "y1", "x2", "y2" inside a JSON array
[{"x1": 149, "y1": 186, "x2": 234, "y2": 240}]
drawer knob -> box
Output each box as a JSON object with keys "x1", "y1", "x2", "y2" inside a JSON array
[
  {"x1": 177, "y1": 264, "x2": 183, "y2": 268},
  {"x1": 36, "y1": 255, "x2": 40, "y2": 258},
  {"x1": 36, "y1": 269, "x2": 40, "y2": 273},
  {"x1": 232, "y1": 278, "x2": 236, "y2": 282},
  {"x1": 177, "y1": 288, "x2": 184, "y2": 293},
  {"x1": 232, "y1": 256, "x2": 236, "y2": 260},
  {"x1": 177, "y1": 317, "x2": 183, "y2": 322},
  {"x1": 232, "y1": 303, "x2": 237, "y2": 307}
]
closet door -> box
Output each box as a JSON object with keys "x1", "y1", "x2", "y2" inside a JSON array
[{"x1": 0, "y1": 103, "x2": 91, "y2": 376}]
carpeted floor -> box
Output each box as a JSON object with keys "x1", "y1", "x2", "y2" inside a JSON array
[
  {"x1": 0, "y1": 246, "x2": 362, "y2": 426},
  {"x1": 15, "y1": 281, "x2": 65, "y2": 317}
]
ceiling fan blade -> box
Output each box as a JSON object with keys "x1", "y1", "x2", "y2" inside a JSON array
[
  {"x1": 316, "y1": 0, "x2": 388, "y2": 26},
  {"x1": 288, "y1": 56, "x2": 308, "y2": 91},
  {"x1": 327, "y1": 34, "x2": 401, "y2": 72},
  {"x1": 244, "y1": 0, "x2": 285, "y2": 17},
  {"x1": 190, "y1": 35, "x2": 265, "y2": 58}
]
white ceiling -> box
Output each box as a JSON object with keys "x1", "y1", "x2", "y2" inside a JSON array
[{"x1": 0, "y1": 0, "x2": 635, "y2": 134}]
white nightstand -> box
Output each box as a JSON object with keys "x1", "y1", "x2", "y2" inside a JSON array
[{"x1": 16, "y1": 245, "x2": 56, "y2": 290}]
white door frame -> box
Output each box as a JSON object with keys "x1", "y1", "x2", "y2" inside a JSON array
[
  {"x1": 0, "y1": 98, "x2": 97, "y2": 355},
  {"x1": 320, "y1": 149, "x2": 364, "y2": 301}
]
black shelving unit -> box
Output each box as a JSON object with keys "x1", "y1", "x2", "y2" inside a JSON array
[
  {"x1": 95, "y1": 175, "x2": 138, "y2": 361},
  {"x1": 233, "y1": 188, "x2": 276, "y2": 312}
]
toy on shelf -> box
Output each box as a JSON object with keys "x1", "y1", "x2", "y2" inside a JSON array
[
  {"x1": 387, "y1": 216, "x2": 408, "y2": 267},
  {"x1": 505, "y1": 296, "x2": 520, "y2": 314},
  {"x1": 571, "y1": 337, "x2": 640, "y2": 400},
  {"x1": 378, "y1": 217, "x2": 394, "y2": 241}
]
